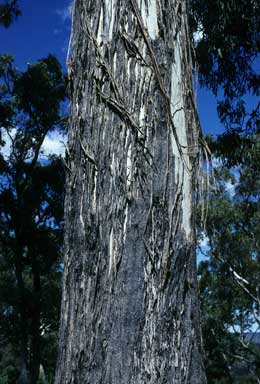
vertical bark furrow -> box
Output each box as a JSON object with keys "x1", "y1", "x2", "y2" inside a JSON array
[{"x1": 55, "y1": 1, "x2": 206, "y2": 383}]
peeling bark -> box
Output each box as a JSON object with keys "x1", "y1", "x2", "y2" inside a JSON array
[{"x1": 55, "y1": 0, "x2": 206, "y2": 383}]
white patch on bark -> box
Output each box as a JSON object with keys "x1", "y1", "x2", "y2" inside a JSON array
[
  {"x1": 140, "y1": 0, "x2": 158, "y2": 40},
  {"x1": 97, "y1": 5, "x2": 103, "y2": 44},
  {"x1": 174, "y1": 352, "x2": 179, "y2": 367},
  {"x1": 126, "y1": 130, "x2": 132, "y2": 187},
  {"x1": 105, "y1": 0, "x2": 116, "y2": 41},
  {"x1": 170, "y1": 45, "x2": 186, "y2": 147},
  {"x1": 92, "y1": 169, "x2": 98, "y2": 212},
  {"x1": 111, "y1": 153, "x2": 116, "y2": 175},
  {"x1": 80, "y1": 174, "x2": 85, "y2": 230},
  {"x1": 139, "y1": 105, "x2": 145, "y2": 125},
  {"x1": 108, "y1": 228, "x2": 114, "y2": 275},
  {"x1": 113, "y1": 51, "x2": 117, "y2": 73},
  {"x1": 97, "y1": 0, "x2": 116, "y2": 43},
  {"x1": 170, "y1": 39, "x2": 192, "y2": 238},
  {"x1": 123, "y1": 205, "x2": 128, "y2": 243},
  {"x1": 181, "y1": 160, "x2": 192, "y2": 238},
  {"x1": 127, "y1": 59, "x2": 131, "y2": 79}
]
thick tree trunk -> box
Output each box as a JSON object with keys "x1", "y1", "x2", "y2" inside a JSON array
[{"x1": 55, "y1": 0, "x2": 206, "y2": 383}]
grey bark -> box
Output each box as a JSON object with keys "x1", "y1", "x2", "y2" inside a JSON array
[{"x1": 55, "y1": 0, "x2": 206, "y2": 383}]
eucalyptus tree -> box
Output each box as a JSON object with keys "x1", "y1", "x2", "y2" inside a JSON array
[
  {"x1": 198, "y1": 135, "x2": 260, "y2": 383},
  {"x1": 190, "y1": 0, "x2": 260, "y2": 163},
  {"x1": 189, "y1": 2, "x2": 260, "y2": 380},
  {"x1": 0, "y1": 54, "x2": 66, "y2": 384},
  {"x1": 55, "y1": 1, "x2": 206, "y2": 383}
]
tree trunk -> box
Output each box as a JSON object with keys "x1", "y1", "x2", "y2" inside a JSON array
[
  {"x1": 30, "y1": 264, "x2": 41, "y2": 384},
  {"x1": 55, "y1": 0, "x2": 206, "y2": 383},
  {"x1": 16, "y1": 263, "x2": 29, "y2": 384},
  {"x1": 15, "y1": 177, "x2": 30, "y2": 384}
]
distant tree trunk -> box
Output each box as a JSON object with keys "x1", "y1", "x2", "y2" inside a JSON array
[
  {"x1": 18, "y1": 333, "x2": 29, "y2": 384},
  {"x1": 55, "y1": 0, "x2": 206, "y2": 383},
  {"x1": 16, "y1": 259, "x2": 29, "y2": 384},
  {"x1": 30, "y1": 263, "x2": 41, "y2": 384}
]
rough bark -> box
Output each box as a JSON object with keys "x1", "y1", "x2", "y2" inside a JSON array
[{"x1": 55, "y1": 0, "x2": 206, "y2": 383}]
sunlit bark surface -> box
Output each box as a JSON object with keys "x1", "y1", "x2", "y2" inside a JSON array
[{"x1": 55, "y1": 0, "x2": 206, "y2": 383}]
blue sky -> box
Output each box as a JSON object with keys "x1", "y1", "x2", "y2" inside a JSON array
[
  {"x1": 0, "y1": 0, "x2": 73, "y2": 156},
  {"x1": 0, "y1": 0, "x2": 71, "y2": 69},
  {"x1": 0, "y1": 0, "x2": 222, "y2": 137}
]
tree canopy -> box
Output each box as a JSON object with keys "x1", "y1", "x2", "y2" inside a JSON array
[
  {"x1": 199, "y1": 135, "x2": 260, "y2": 382},
  {"x1": 0, "y1": 1, "x2": 20, "y2": 28},
  {"x1": 0, "y1": 53, "x2": 67, "y2": 383},
  {"x1": 189, "y1": 1, "x2": 260, "y2": 382},
  {"x1": 190, "y1": 0, "x2": 260, "y2": 164}
]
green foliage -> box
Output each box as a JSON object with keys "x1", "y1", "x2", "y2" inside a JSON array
[
  {"x1": 191, "y1": 0, "x2": 260, "y2": 96},
  {"x1": 0, "y1": 1, "x2": 20, "y2": 27},
  {"x1": 191, "y1": 6, "x2": 260, "y2": 379},
  {"x1": 190, "y1": 0, "x2": 260, "y2": 160},
  {"x1": 14, "y1": 55, "x2": 66, "y2": 127},
  {"x1": 0, "y1": 54, "x2": 67, "y2": 383},
  {"x1": 0, "y1": 345, "x2": 19, "y2": 383},
  {"x1": 199, "y1": 135, "x2": 260, "y2": 383}
]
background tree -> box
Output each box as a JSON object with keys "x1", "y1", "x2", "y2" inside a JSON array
[
  {"x1": 190, "y1": 0, "x2": 260, "y2": 165},
  {"x1": 188, "y1": 1, "x2": 260, "y2": 382},
  {"x1": 0, "y1": 54, "x2": 66, "y2": 384},
  {"x1": 198, "y1": 136, "x2": 260, "y2": 383},
  {"x1": 0, "y1": 0, "x2": 20, "y2": 28}
]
